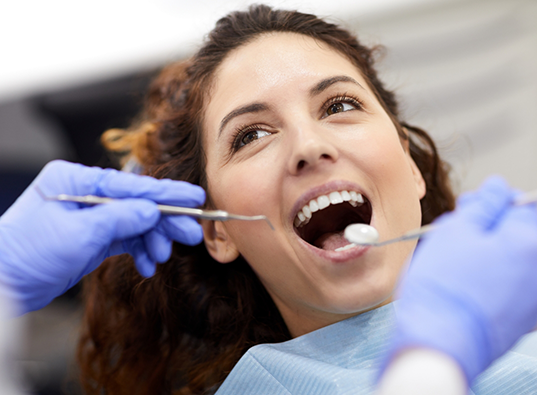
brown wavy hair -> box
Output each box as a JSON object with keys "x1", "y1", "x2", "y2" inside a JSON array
[{"x1": 77, "y1": 4, "x2": 455, "y2": 395}]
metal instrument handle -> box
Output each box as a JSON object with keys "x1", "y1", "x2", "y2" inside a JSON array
[{"x1": 36, "y1": 187, "x2": 274, "y2": 229}]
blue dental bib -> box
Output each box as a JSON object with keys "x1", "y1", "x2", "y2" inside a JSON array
[{"x1": 216, "y1": 303, "x2": 537, "y2": 394}]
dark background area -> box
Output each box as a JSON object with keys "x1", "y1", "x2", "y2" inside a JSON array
[
  {"x1": 1, "y1": 68, "x2": 159, "y2": 395},
  {"x1": 0, "y1": 69, "x2": 157, "y2": 216}
]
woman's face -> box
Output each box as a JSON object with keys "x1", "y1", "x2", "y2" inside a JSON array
[{"x1": 202, "y1": 33, "x2": 425, "y2": 337}]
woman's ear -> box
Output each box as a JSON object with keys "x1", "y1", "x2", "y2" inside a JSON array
[
  {"x1": 408, "y1": 154, "x2": 427, "y2": 200},
  {"x1": 201, "y1": 220, "x2": 240, "y2": 263},
  {"x1": 401, "y1": 127, "x2": 426, "y2": 199},
  {"x1": 400, "y1": 126, "x2": 411, "y2": 152}
]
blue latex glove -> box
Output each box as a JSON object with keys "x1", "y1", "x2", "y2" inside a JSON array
[
  {"x1": 0, "y1": 160, "x2": 205, "y2": 314},
  {"x1": 383, "y1": 177, "x2": 537, "y2": 384}
]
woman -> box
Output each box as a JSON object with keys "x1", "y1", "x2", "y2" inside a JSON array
[{"x1": 77, "y1": 4, "x2": 455, "y2": 394}]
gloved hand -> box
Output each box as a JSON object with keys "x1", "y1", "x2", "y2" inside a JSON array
[
  {"x1": 382, "y1": 177, "x2": 537, "y2": 384},
  {"x1": 0, "y1": 160, "x2": 205, "y2": 314}
]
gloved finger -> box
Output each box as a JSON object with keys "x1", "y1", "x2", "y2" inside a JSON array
[
  {"x1": 124, "y1": 237, "x2": 157, "y2": 277},
  {"x1": 144, "y1": 230, "x2": 172, "y2": 263},
  {"x1": 32, "y1": 160, "x2": 88, "y2": 196},
  {"x1": 94, "y1": 170, "x2": 205, "y2": 207},
  {"x1": 455, "y1": 190, "x2": 478, "y2": 208},
  {"x1": 158, "y1": 216, "x2": 204, "y2": 245},
  {"x1": 108, "y1": 239, "x2": 128, "y2": 257},
  {"x1": 33, "y1": 160, "x2": 116, "y2": 198},
  {"x1": 35, "y1": 161, "x2": 205, "y2": 207},
  {"x1": 495, "y1": 204, "x2": 537, "y2": 245},
  {"x1": 79, "y1": 199, "x2": 161, "y2": 242},
  {"x1": 455, "y1": 176, "x2": 513, "y2": 230}
]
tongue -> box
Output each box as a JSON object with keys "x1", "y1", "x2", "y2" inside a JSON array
[{"x1": 314, "y1": 231, "x2": 350, "y2": 251}]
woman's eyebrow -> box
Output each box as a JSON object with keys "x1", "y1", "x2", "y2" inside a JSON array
[
  {"x1": 218, "y1": 76, "x2": 363, "y2": 138},
  {"x1": 219, "y1": 102, "x2": 270, "y2": 137},
  {"x1": 309, "y1": 75, "x2": 365, "y2": 97}
]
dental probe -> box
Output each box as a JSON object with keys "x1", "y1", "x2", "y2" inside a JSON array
[
  {"x1": 35, "y1": 186, "x2": 275, "y2": 230},
  {"x1": 344, "y1": 189, "x2": 537, "y2": 247}
]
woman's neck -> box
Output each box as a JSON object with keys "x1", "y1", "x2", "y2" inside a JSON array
[{"x1": 275, "y1": 297, "x2": 394, "y2": 338}]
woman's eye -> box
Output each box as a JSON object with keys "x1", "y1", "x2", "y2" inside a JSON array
[
  {"x1": 325, "y1": 101, "x2": 356, "y2": 116},
  {"x1": 240, "y1": 130, "x2": 271, "y2": 147}
]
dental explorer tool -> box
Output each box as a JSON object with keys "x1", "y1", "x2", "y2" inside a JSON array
[
  {"x1": 344, "y1": 189, "x2": 537, "y2": 247},
  {"x1": 34, "y1": 186, "x2": 274, "y2": 230}
]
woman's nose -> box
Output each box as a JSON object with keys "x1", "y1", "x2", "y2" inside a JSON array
[{"x1": 287, "y1": 125, "x2": 339, "y2": 175}]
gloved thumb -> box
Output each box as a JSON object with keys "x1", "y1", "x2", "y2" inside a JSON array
[
  {"x1": 78, "y1": 199, "x2": 161, "y2": 242},
  {"x1": 496, "y1": 203, "x2": 537, "y2": 245},
  {"x1": 455, "y1": 176, "x2": 513, "y2": 230}
]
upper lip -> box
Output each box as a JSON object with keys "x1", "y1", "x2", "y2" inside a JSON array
[{"x1": 289, "y1": 180, "x2": 369, "y2": 225}]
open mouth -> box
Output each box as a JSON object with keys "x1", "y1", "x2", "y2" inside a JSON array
[{"x1": 293, "y1": 190, "x2": 372, "y2": 251}]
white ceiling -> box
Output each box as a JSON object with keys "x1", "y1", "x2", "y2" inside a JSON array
[{"x1": 1, "y1": 0, "x2": 441, "y2": 101}]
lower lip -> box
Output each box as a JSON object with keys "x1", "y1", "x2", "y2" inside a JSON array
[{"x1": 295, "y1": 234, "x2": 370, "y2": 263}]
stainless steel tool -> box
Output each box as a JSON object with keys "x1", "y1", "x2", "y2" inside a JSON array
[
  {"x1": 345, "y1": 189, "x2": 537, "y2": 247},
  {"x1": 35, "y1": 186, "x2": 274, "y2": 230}
]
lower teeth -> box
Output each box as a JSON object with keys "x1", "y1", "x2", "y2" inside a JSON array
[{"x1": 334, "y1": 243, "x2": 357, "y2": 252}]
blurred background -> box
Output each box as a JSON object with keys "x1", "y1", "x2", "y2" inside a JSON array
[{"x1": 1, "y1": 0, "x2": 536, "y2": 393}]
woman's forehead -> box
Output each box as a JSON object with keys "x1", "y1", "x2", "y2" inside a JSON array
[
  {"x1": 217, "y1": 33, "x2": 365, "y2": 90},
  {"x1": 205, "y1": 32, "x2": 371, "y2": 128}
]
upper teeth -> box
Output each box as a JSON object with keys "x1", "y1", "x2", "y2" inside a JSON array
[{"x1": 294, "y1": 190, "x2": 364, "y2": 228}]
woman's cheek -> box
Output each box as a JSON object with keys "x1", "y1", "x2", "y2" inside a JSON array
[{"x1": 221, "y1": 162, "x2": 279, "y2": 209}]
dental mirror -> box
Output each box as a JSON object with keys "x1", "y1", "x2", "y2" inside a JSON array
[
  {"x1": 344, "y1": 223, "x2": 433, "y2": 247},
  {"x1": 344, "y1": 187, "x2": 537, "y2": 247},
  {"x1": 344, "y1": 224, "x2": 380, "y2": 245}
]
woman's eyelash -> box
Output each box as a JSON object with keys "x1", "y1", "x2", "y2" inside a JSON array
[
  {"x1": 231, "y1": 124, "x2": 268, "y2": 152},
  {"x1": 322, "y1": 94, "x2": 364, "y2": 116},
  {"x1": 229, "y1": 94, "x2": 364, "y2": 153}
]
